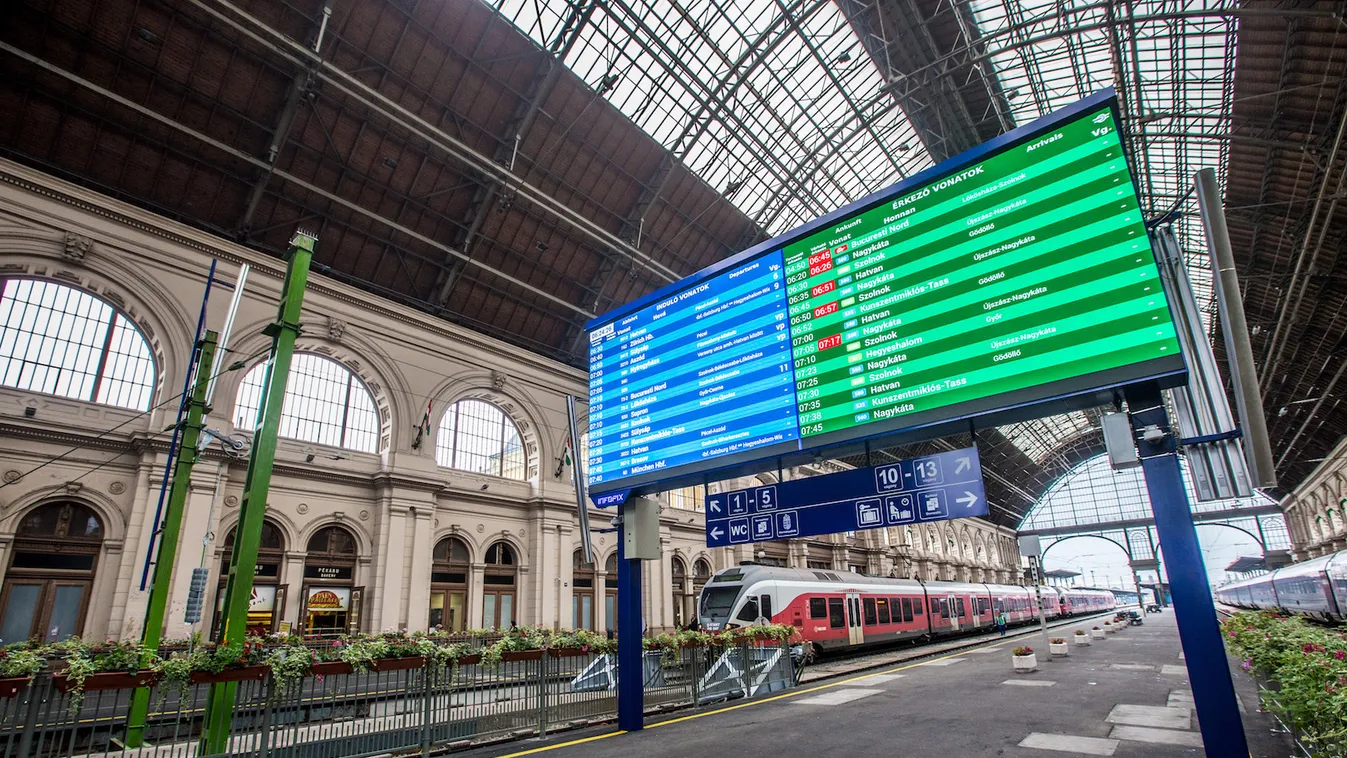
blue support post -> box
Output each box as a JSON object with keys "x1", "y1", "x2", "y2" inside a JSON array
[
  {"x1": 1126, "y1": 383, "x2": 1248, "y2": 757},
  {"x1": 616, "y1": 501, "x2": 644, "y2": 731}
]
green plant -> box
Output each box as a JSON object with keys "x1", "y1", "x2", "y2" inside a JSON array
[
  {"x1": 150, "y1": 652, "x2": 193, "y2": 707},
  {"x1": 62, "y1": 650, "x2": 97, "y2": 713},
  {"x1": 0, "y1": 645, "x2": 44, "y2": 679},
  {"x1": 336, "y1": 637, "x2": 390, "y2": 671},
  {"x1": 1223, "y1": 610, "x2": 1347, "y2": 756},
  {"x1": 1012, "y1": 646, "x2": 1033, "y2": 656},
  {"x1": 264, "y1": 645, "x2": 318, "y2": 698}
]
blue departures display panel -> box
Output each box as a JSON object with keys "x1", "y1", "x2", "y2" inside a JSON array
[{"x1": 587, "y1": 254, "x2": 799, "y2": 486}]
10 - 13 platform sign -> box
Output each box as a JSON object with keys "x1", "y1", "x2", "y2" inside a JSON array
[{"x1": 705, "y1": 447, "x2": 987, "y2": 547}]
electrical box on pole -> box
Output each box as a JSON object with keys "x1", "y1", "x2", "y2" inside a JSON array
[
  {"x1": 622, "y1": 496, "x2": 660, "y2": 560},
  {"x1": 184, "y1": 567, "x2": 209, "y2": 624}
]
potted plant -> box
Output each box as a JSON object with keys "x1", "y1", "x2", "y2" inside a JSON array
[
  {"x1": 1049, "y1": 638, "x2": 1069, "y2": 657},
  {"x1": 187, "y1": 642, "x2": 269, "y2": 684},
  {"x1": 0, "y1": 644, "x2": 45, "y2": 697},
  {"x1": 1073, "y1": 630, "x2": 1091, "y2": 646},
  {"x1": 1012, "y1": 645, "x2": 1037, "y2": 672},
  {"x1": 1091, "y1": 626, "x2": 1106, "y2": 640},
  {"x1": 1104, "y1": 621, "x2": 1117, "y2": 634}
]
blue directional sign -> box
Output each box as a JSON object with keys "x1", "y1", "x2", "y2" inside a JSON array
[{"x1": 704, "y1": 446, "x2": 987, "y2": 547}]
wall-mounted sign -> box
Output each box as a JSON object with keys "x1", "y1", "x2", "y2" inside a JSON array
[
  {"x1": 249, "y1": 584, "x2": 277, "y2": 613},
  {"x1": 306, "y1": 586, "x2": 350, "y2": 611},
  {"x1": 304, "y1": 565, "x2": 353, "y2": 580}
]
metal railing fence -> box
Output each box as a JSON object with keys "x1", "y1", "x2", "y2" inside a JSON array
[{"x1": 0, "y1": 641, "x2": 795, "y2": 758}]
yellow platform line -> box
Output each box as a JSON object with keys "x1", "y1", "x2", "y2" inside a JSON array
[{"x1": 496, "y1": 638, "x2": 1019, "y2": 757}]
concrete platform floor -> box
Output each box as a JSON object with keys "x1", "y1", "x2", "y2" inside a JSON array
[{"x1": 470, "y1": 612, "x2": 1296, "y2": 758}]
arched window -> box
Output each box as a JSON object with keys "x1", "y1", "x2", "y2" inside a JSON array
[
  {"x1": 603, "y1": 553, "x2": 619, "y2": 633},
  {"x1": 671, "y1": 556, "x2": 689, "y2": 628},
  {"x1": 437, "y1": 399, "x2": 525, "y2": 479},
  {"x1": 1, "y1": 502, "x2": 105, "y2": 642},
  {"x1": 307, "y1": 525, "x2": 358, "y2": 557},
  {"x1": 0, "y1": 279, "x2": 155, "y2": 410},
  {"x1": 572, "y1": 549, "x2": 595, "y2": 630},
  {"x1": 430, "y1": 536, "x2": 470, "y2": 632},
  {"x1": 217, "y1": 519, "x2": 286, "y2": 636},
  {"x1": 233, "y1": 353, "x2": 379, "y2": 453},
  {"x1": 483, "y1": 541, "x2": 518, "y2": 628},
  {"x1": 303, "y1": 525, "x2": 360, "y2": 636}
]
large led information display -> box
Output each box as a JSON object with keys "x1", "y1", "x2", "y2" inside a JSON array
[{"x1": 587, "y1": 91, "x2": 1185, "y2": 495}]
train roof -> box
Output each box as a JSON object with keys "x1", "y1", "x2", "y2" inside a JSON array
[
  {"x1": 1216, "y1": 550, "x2": 1347, "y2": 593},
  {"x1": 707, "y1": 564, "x2": 1045, "y2": 595}
]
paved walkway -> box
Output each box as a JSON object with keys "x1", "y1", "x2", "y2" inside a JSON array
[{"x1": 468, "y1": 612, "x2": 1296, "y2": 757}]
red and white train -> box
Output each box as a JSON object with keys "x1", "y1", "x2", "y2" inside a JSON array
[{"x1": 698, "y1": 564, "x2": 1116, "y2": 654}]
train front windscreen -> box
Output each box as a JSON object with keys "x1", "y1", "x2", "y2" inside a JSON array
[{"x1": 698, "y1": 585, "x2": 741, "y2": 631}]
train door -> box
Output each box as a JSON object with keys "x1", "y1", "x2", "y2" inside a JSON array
[
  {"x1": 846, "y1": 592, "x2": 864, "y2": 645},
  {"x1": 947, "y1": 594, "x2": 960, "y2": 632}
]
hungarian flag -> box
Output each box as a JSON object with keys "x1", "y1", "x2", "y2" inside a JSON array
[
  {"x1": 556, "y1": 434, "x2": 574, "y2": 478},
  {"x1": 413, "y1": 400, "x2": 432, "y2": 449}
]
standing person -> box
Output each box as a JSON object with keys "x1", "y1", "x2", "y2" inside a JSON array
[{"x1": 996, "y1": 611, "x2": 1007, "y2": 637}]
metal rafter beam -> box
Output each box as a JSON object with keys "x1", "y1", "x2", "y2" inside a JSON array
[{"x1": 433, "y1": 0, "x2": 600, "y2": 308}]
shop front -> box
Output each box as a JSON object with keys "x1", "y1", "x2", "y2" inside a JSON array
[{"x1": 302, "y1": 525, "x2": 360, "y2": 636}]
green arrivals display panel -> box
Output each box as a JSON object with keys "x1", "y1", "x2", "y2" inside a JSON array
[{"x1": 782, "y1": 104, "x2": 1181, "y2": 438}]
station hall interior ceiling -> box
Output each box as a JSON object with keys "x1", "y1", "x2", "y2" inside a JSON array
[{"x1": 0, "y1": 0, "x2": 1343, "y2": 527}]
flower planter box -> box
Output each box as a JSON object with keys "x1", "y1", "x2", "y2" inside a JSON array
[
  {"x1": 0, "y1": 678, "x2": 29, "y2": 698},
  {"x1": 55, "y1": 670, "x2": 160, "y2": 693},
  {"x1": 189, "y1": 666, "x2": 268, "y2": 685},
  {"x1": 310, "y1": 661, "x2": 354, "y2": 676},
  {"x1": 1049, "y1": 642, "x2": 1069, "y2": 657},
  {"x1": 1073, "y1": 634, "x2": 1091, "y2": 646},
  {"x1": 1091, "y1": 629, "x2": 1106, "y2": 640},
  {"x1": 454, "y1": 654, "x2": 482, "y2": 666},
  {"x1": 1012, "y1": 653, "x2": 1037, "y2": 673},
  {"x1": 501, "y1": 650, "x2": 544, "y2": 662},
  {"x1": 369, "y1": 656, "x2": 426, "y2": 672},
  {"x1": 1105, "y1": 625, "x2": 1117, "y2": 634},
  {"x1": 548, "y1": 648, "x2": 590, "y2": 658}
]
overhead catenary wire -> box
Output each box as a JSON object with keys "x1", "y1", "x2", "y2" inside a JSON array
[{"x1": 0, "y1": 347, "x2": 266, "y2": 491}]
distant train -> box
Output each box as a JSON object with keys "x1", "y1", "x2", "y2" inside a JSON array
[
  {"x1": 1214, "y1": 552, "x2": 1347, "y2": 623},
  {"x1": 698, "y1": 564, "x2": 1116, "y2": 655}
]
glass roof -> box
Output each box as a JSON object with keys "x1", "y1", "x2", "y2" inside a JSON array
[
  {"x1": 496, "y1": 0, "x2": 1240, "y2": 466},
  {"x1": 493, "y1": 0, "x2": 933, "y2": 234},
  {"x1": 1023, "y1": 454, "x2": 1287, "y2": 551},
  {"x1": 967, "y1": 0, "x2": 1235, "y2": 330}
]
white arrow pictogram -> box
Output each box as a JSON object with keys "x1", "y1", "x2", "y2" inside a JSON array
[
  {"x1": 955, "y1": 456, "x2": 971, "y2": 474},
  {"x1": 709, "y1": 526, "x2": 724, "y2": 540},
  {"x1": 956, "y1": 491, "x2": 980, "y2": 509}
]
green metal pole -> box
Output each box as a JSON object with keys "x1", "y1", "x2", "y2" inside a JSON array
[
  {"x1": 201, "y1": 231, "x2": 315, "y2": 755},
  {"x1": 124, "y1": 330, "x2": 218, "y2": 748}
]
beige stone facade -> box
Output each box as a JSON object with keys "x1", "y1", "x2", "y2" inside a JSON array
[
  {"x1": 1281, "y1": 436, "x2": 1347, "y2": 561},
  {"x1": 0, "y1": 159, "x2": 1022, "y2": 642}
]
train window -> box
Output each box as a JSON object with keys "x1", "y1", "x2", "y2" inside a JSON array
[
  {"x1": 957, "y1": 598, "x2": 966, "y2": 617},
  {"x1": 977, "y1": 597, "x2": 989, "y2": 615},
  {"x1": 863, "y1": 597, "x2": 877, "y2": 626},
  {"x1": 911, "y1": 597, "x2": 921, "y2": 617},
  {"x1": 760, "y1": 594, "x2": 773, "y2": 621},
  {"x1": 736, "y1": 597, "x2": 759, "y2": 623},
  {"x1": 809, "y1": 598, "x2": 827, "y2": 619},
  {"x1": 828, "y1": 598, "x2": 845, "y2": 629},
  {"x1": 876, "y1": 598, "x2": 890, "y2": 624},
  {"x1": 900, "y1": 597, "x2": 913, "y2": 622}
]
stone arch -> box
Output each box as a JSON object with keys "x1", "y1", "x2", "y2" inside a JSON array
[
  {"x1": 479, "y1": 530, "x2": 531, "y2": 569},
  {"x1": 216, "y1": 511, "x2": 299, "y2": 557},
  {"x1": 430, "y1": 373, "x2": 547, "y2": 482},
  {"x1": 297, "y1": 518, "x2": 372, "y2": 558},
  {"x1": 1, "y1": 485, "x2": 128, "y2": 544},
  {"x1": 0, "y1": 250, "x2": 191, "y2": 409},
  {"x1": 433, "y1": 529, "x2": 481, "y2": 563},
  {"x1": 223, "y1": 323, "x2": 398, "y2": 454}
]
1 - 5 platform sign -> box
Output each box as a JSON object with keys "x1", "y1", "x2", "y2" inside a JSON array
[{"x1": 704, "y1": 446, "x2": 987, "y2": 547}]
